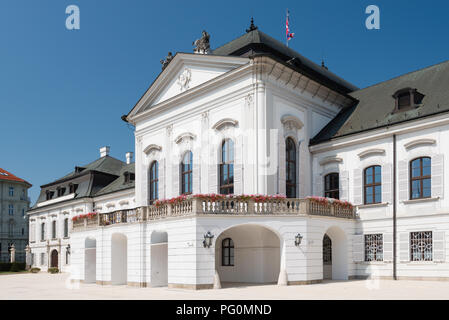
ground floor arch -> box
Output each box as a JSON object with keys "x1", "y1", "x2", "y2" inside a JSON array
[
  {"x1": 84, "y1": 237, "x2": 96, "y2": 283},
  {"x1": 322, "y1": 226, "x2": 348, "y2": 280},
  {"x1": 111, "y1": 233, "x2": 127, "y2": 285},
  {"x1": 50, "y1": 249, "x2": 58, "y2": 268},
  {"x1": 215, "y1": 224, "x2": 281, "y2": 286},
  {"x1": 150, "y1": 231, "x2": 168, "y2": 287}
]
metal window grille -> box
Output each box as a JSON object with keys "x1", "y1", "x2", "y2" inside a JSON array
[
  {"x1": 323, "y1": 234, "x2": 332, "y2": 265},
  {"x1": 410, "y1": 231, "x2": 432, "y2": 261},
  {"x1": 364, "y1": 234, "x2": 383, "y2": 261}
]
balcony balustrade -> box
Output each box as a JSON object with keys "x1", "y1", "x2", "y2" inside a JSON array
[{"x1": 72, "y1": 197, "x2": 356, "y2": 232}]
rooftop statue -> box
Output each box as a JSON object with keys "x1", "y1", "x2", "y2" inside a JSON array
[
  {"x1": 160, "y1": 52, "x2": 174, "y2": 70},
  {"x1": 193, "y1": 30, "x2": 210, "y2": 54}
]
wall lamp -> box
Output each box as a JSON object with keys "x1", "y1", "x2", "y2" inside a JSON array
[
  {"x1": 294, "y1": 233, "x2": 303, "y2": 247},
  {"x1": 203, "y1": 231, "x2": 214, "y2": 248},
  {"x1": 66, "y1": 244, "x2": 71, "y2": 254}
]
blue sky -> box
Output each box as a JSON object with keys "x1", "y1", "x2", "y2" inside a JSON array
[{"x1": 1, "y1": 0, "x2": 448, "y2": 203}]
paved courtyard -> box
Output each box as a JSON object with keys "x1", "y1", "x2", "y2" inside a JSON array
[{"x1": 1, "y1": 272, "x2": 449, "y2": 300}]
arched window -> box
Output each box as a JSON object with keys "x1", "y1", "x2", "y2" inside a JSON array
[
  {"x1": 64, "y1": 218, "x2": 69, "y2": 238},
  {"x1": 410, "y1": 157, "x2": 431, "y2": 199},
  {"x1": 149, "y1": 161, "x2": 159, "y2": 203},
  {"x1": 364, "y1": 165, "x2": 382, "y2": 204},
  {"x1": 41, "y1": 223, "x2": 45, "y2": 241},
  {"x1": 222, "y1": 238, "x2": 234, "y2": 266},
  {"x1": 52, "y1": 220, "x2": 56, "y2": 239},
  {"x1": 220, "y1": 139, "x2": 234, "y2": 195},
  {"x1": 285, "y1": 138, "x2": 297, "y2": 198},
  {"x1": 324, "y1": 173, "x2": 339, "y2": 199},
  {"x1": 180, "y1": 151, "x2": 193, "y2": 195}
]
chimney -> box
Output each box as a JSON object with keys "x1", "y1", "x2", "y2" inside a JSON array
[
  {"x1": 126, "y1": 152, "x2": 134, "y2": 164},
  {"x1": 100, "y1": 146, "x2": 110, "y2": 158}
]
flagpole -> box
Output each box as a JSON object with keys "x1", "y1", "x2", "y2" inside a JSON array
[{"x1": 286, "y1": 9, "x2": 288, "y2": 47}]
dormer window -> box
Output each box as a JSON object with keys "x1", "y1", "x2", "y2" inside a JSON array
[
  {"x1": 46, "y1": 190, "x2": 54, "y2": 200},
  {"x1": 69, "y1": 183, "x2": 78, "y2": 194},
  {"x1": 74, "y1": 166, "x2": 84, "y2": 173},
  {"x1": 392, "y1": 88, "x2": 424, "y2": 112},
  {"x1": 57, "y1": 187, "x2": 66, "y2": 197},
  {"x1": 124, "y1": 171, "x2": 135, "y2": 184}
]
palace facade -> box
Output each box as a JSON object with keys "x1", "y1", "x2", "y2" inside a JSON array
[{"x1": 38, "y1": 23, "x2": 449, "y2": 288}]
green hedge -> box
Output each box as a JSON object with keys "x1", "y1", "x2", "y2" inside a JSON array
[
  {"x1": 48, "y1": 267, "x2": 59, "y2": 274},
  {"x1": 0, "y1": 262, "x2": 26, "y2": 272}
]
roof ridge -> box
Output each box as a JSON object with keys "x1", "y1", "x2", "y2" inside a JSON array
[{"x1": 351, "y1": 59, "x2": 449, "y2": 94}]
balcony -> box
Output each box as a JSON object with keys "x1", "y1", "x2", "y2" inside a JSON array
[{"x1": 72, "y1": 196, "x2": 356, "y2": 232}]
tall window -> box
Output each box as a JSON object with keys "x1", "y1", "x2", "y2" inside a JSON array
[
  {"x1": 364, "y1": 234, "x2": 383, "y2": 261},
  {"x1": 323, "y1": 234, "x2": 332, "y2": 265},
  {"x1": 9, "y1": 187, "x2": 14, "y2": 197},
  {"x1": 222, "y1": 238, "x2": 234, "y2": 266},
  {"x1": 364, "y1": 165, "x2": 382, "y2": 204},
  {"x1": 410, "y1": 231, "x2": 432, "y2": 261},
  {"x1": 324, "y1": 173, "x2": 339, "y2": 199},
  {"x1": 40, "y1": 253, "x2": 45, "y2": 266},
  {"x1": 64, "y1": 218, "x2": 69, "y2": 238},
  {"x1": 22, "y1": 208, "x2": 25, "y2": 217},
  {"x1": 149, "y1": 161, "x2": 159, "y2": 203},
  {"x1": 220, "y1": 139, "x2": 234, "y2": 195},
  {"x1": 410, "y1": 157, "x2": 431, "y2": 199},
  {"x1": 52, "y1": 220, "x2": 56, "y2": 239},
  {"x1": 41, "y1": 223, "x2": 45, "y2": 241},
  {"x1": 8, "y1": 204, "x2": 13, "y2": 216},
  {"x1": 285, "y1": 138, "x2": 297, "y2": 198},
  {"x1": 181, "y1": 151, "x2": 193, "y2": 195}
]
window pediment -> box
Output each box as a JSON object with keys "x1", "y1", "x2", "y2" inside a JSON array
[
  {"x1": 319, "y1": 156, "x2": 343, "y2": 166},
  {"x1": 143, "y1": 144, "x2": 162, "y2": 155},
  {"x1": 175, "y1": 132, "x2": 196, "y2": 144},
  {"x1": 404, "y1": 138, "x2": 436, "y2": 150},
  {"x1": 281, "y1": 115, "x2": 304, "y2": 130},
  {"x1": 358, "y1": 148, "x2": 386, "y2": 159},
  {"x1": 212, "y1": 118, "x2": 239, "y2": 131}
]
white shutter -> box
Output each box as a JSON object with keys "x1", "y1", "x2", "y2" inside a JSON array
[
  {"x1": 30, "y1": 224, "x2": 35, "y2": 242},
  {"x1": 209, "y1": 146, "x2": 218, "y2": 193},
  {"x1": 234, "y1": 136, "x2": 244, "y2": 195},
  {"x1": 398, "y1": 160, "x2": 408, "y2": 202},
  {"x1": 141, "y1": 162, "x2": 148, "y2": 205},
  {"x1": 382, "y1": 163, "x2": 393, "y2": 203},
  {"x1": 193, "y1": 152, "x2": 201, "y2": 194},
  {"x1": 353, "y1": 168, "x2": 363, "y2": 205},
  {"x1": 399, "y1": 232, "x2": 410, "y2": 262},
  {"x1": 383, "y1": 233, "x2": 393, "y2": 262},
  {"x1": 352, "y1": 234, "x2": 364, "y2": 262},
  {"x1": 431, "y1": 154, "x2": 444, "y2": 199},
  {"x1": 278, "y1": 135, "x2": 286, "y2": 195},
  {"x1": 172, "y1": 159, "x2": 179, "y2": 197},
  {"x1": 433, "y1": 231, "x2": 445, "y2": 262},
  {"x1": 340, "y1": 170, "x2": 349, "y2": 201},
  {"x1": 159, "y1": 159, "x2": 165, "y2": 199}
]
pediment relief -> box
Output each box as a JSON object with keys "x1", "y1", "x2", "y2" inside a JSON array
[
  {"x1": 319, "y1": 156, "x2": 343, "y2": 166},
  {"x1": 358, "y1": 148, "x2": 386, "y2": 159},
  {"x1": 404, "y1": 138, "x2": 436, "y2": 150}
]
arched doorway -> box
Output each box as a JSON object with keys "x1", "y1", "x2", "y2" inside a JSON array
[
  {"x1": 150, "y1": 231, "x2": 168, "y2": 287},
  {"x1": 323, "y1": 234, "x2": 332, "y2": 279},
  {"x1": 322, "y1": 226, "x2": 348, "y2": 280},
  {"x1": 111, "y1": 233, "x2": 127, "y2": 285},
  {"x1": 50, "y1": 249, "x2": 58, "y2": 268},
  {"x1": 84, "y1": 237, "x2": 96, "y2": 283},
  {"x1": 215, "y1": 224, "x2": 281, "y2": 286}
]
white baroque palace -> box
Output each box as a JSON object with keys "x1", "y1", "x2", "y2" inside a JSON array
[{"x1": 44, "y1": 24, "x2": 449, "y2": 288}]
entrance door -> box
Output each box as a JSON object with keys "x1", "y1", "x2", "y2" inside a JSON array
[
  {"x1": 323, "y1": 234, "x2": 332, "y2": 280},
  {"x1": 50, "y1": 250, "x2": 58, "y2": 268}
]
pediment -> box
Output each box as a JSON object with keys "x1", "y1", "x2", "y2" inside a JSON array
[{"x1": 128, "y1": 53, "x2": 249, "y2": 119}]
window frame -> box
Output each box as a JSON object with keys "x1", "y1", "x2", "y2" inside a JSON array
[
  {"x1": 9, "y1": 187, "x2": 14, "y2": 197},
  {"x1": 222, "y1": 238, "x2": 234, "y2": 266},
  {"x1": 324, "y1": 173, "x2": 339, "y2": 199},
  {"x1": 41, "y1": 223, "x2": 45, "y2": 241},
  {"x1": 52, "y1": 220, "x2": 56, "y2": 239},
  {"x1": 410, "y1": 157, "x2": 431, "y2": 200},
  {"x1": 364, "y1": 234, "x2": 383, "y2": 262},
  {"x1": 364, "y1": 165, "x2": 382, "y2": 204},
  {"x1": 149, "y1": 161, "x2": 159, "y2": 203},
  {"x1": 219, "y1": 139, "x2": 234, "y2": 195},
  {"x1": 180, "y1": 151, "x2": 193, "y2": 195},
  {"x1": 285, "y1": 137, "x2": 297, "y2": 198},
  {"x1": 410, "y1": 231, "x2": 433, "y2": 261},
  {"x1": 64, "y1": 218, "x2": 69, "y2": 238}
]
